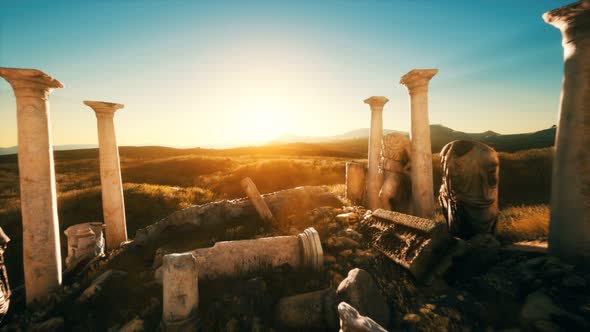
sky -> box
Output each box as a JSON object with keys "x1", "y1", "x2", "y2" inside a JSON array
[{"x1": 0, "y1": 0, "x2": 572, "y2": 148}]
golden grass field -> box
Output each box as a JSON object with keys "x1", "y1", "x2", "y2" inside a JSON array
[{"x1": 0, "y1": 142, "x2": 553, "y2": 284}]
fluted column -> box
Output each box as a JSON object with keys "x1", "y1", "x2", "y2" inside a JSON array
[
  {"x1": 364, "y1": 96, "x2": 389, "y2": 210},
  {"x1": 84, "y1": 101, "x2": 127, "y2": 249},
  {"x1": 543, "y1": 1, "x2": 590, "y2": 264},
  {"x1": 400, "y1": 69, "x2": 438, "y2": 218},
  {"x1": 0, "y1": 67, "x2": 63, "y2": 304}
]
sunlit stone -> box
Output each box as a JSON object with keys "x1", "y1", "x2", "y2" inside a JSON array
[
  {"x1": 0, "y1": 67, "x2": 63, "y2": 304},
  {"x1": 84, "y1": 101, "x2": 128, "y2": 250},
  {"x1": 543, "y1": 1, "x2": 590, "y2": 264},
  {"x1": 400, "y1": 69, "x2": 438, "y2": 218}
]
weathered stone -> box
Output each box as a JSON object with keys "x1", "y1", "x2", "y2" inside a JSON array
[
  {"x1": 191, "y1": 227, "x2": 323, "y2": 280},
  {"x1": 30, "y1": 317, "x2": 64, "y2": 332},
  {"x1": 360, "y1": 209, "x2": 452, "y2": 279},
  {"x1": 346, "y1": 162, "x2": 366, "y2": 206},
  {"x1": 0, "y1": 227, "x2": 10, "y2": 322},
  {"x1": 364, "y1": 96, "x2": 389, "y2": 211},
  {"x1": 275, "y1": 288, "x2": 339, "y2": 330},
  {"x1": 544, "y1": 1, "x2": 590, "y2": 265},
  {"x1": 64, "y1": 222, "x2": 105, "y2": 270},
  {"x1": 240, "y1": 177, "x2": 276, "y2": 225},
  {"x1": 0, "y1": 67, "x2": 63, "y2": 304},
  {"x1": 336, "y1": 212, "x2": 359, "y2": 224},
  {"x1": 439, "y1": 140, "x2": 499, "y2": 238},
  {"x1": 338, "y1": 302, "x2": 388, "y2": 332},
  {"x1": 336, "y1": 268, "x2": 390, "y2": 328},
  {"x1": 84, "y1": 100, "x2": 128, "y2": 250},
  {"x1": 119, "y1": 318, "x2": 145, "y2": 332},
  {"x1": 77, "y1": 269, "x2": 128, "y2": 304},
  {"x1": 162, "y1": 253, "x2": 199, "y2": 331},
  {"x1": 400, "y1": 69, "x2": 438, "y2": 218},
  {"x1": 379, "y1": 132, "x2": 412, "y2": 213}
]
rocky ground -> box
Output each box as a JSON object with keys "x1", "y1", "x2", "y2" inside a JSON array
[{"x1": 1, "y1": 187, "x2": 589, "y2": 331}]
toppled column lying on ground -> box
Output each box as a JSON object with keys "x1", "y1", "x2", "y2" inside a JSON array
[
  {"x1": 0, "y1": 67, "x2": 63, "y2": 304},
  {"x1": 240, "y1": 177, "x2": 276, "y2": 225},
  {"x1": 64, "y1": 223, "x2": 105, "y2": 270},
  {"x1": 84, "y1": 100, "x2": 128, "y2": 250},
  {"x1": 543, "y1": 1, "x2": 590, "y2": 265},
  {"x1": 192, "y1": 227, "x2": 323, "y2": 280},
  {"x1": 0, "y1": 227, "x2": 10, "y2": 322},
  {"x1": 379, "y1": 133, "x2": 412, "y2": 213},
  {"x1": 438, "y1": 140, "x2": 499, "y2": 239},
  {"x1": 359, "y1": 209, "x2": 452, "y2": 280},
  {"x1": 364, "y1": 96, "x2": 389, "y2": 211},
  {"x1": 400, "y1": 69, "x2": 438, "y2": 218},
  {"x1": 346, "y1": 162, "x2": 366, "y2": 206},
  {"x1": 162, "y1": 253, "x2": 199, "y2": 332},
  {"x1": 133, "y1": 186, "x2": 341, "y2": 248}
]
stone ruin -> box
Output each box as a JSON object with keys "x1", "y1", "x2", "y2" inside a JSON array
[
  {"x1": 0, "y1": 1, "x2": 589, "y2": 330},
  {"x1": 439, "y1": 140, "x2": 500, "y2": 239}
]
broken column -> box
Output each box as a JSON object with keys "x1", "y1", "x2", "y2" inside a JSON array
[
  {"x1": 345, "y1": 162, "x2": 366, "y2": 205},
  {"x1": 400, "y1": 69, "x2": 438, "y2": 218},
  {"x1": 64, "y1": 222, "x2": 105, "y2": 270},
  {"x1": 240, "y1": 177, "x2": 276, "y2": 225},
  {"x1": 84, "y1": 101, "x2": 127, "y2": 250},
  {"x1": 364, "y1": 96, "x2": 389, "y2": 211},
  {"x1": 192, "y1": 227, "x2": 323, "y2": 280},
  {"x1": 359, "y1": 209, "x2": 452, "y2": 280},
  {"x1": 543, "y1": 1, "x2": 590, "y2": 264},
  {"x1": 0, "y1": 67, "x2": 63, "y2": 304},
  {"x1": 162, "y1": 253, "x2": 199, "y2": 331}
]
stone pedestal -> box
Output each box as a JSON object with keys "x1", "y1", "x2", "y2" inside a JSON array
[
  {"x1": 364, "y1": 97, "x2": 389, "y2": 211},
  {"x1": 0, "y1": 67, "x2": 63, "y2": 304},
  {"x1": 192, "y1": 227, "x2": 323, "y2": 280},
  {"x1": 543, "y1": 1, "x2": 590, "y2": 264},
  {"x1": 84, "y1": 101, "x2": 127, "y2": 250},
  {"x1": 162, "y1": 253, "x2": 199, "y2": 331},
  {"x1": 345, "y1": 162, "x2": 366, "y2": 206},
  {"x1": 400, "y1": 69, "x2": 438, "y2": 218}
]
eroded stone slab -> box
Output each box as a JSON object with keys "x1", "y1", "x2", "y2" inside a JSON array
[{"x1": 360, "y1": 209, "x2": 452, "y2": 279}]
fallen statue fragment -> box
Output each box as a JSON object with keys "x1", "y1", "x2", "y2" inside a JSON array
[{"x1": 360, "y1": 209, "x2": 453, "y2": 280}]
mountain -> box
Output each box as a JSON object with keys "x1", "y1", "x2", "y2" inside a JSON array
[
  {"x1": 269, "y1": 124, "x2": 555, "y2": 153},
  {"x1": 0, "y1": 144, "x2": 98, "y2": 156}
]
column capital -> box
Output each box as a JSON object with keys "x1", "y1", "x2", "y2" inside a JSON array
[
  {"x1": 543, "y1": 1, "x2": 590, "y2": 44},
  {"x1": 84, "y1": 100, "x2": 124, "y2": 118},
  {"x1": 364, "y1": 96, "x2": 389, "y2": 111},
  {"x1": 400, "y1": 69, "x2": 438, "y2": 95},
  {"x1": 0, "y1": 67, "x2": 63, "y2": 100}
]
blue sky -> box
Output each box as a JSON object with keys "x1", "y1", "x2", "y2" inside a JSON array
[{"x1": 0, "y1": 0, "x2": 572, "y2": 147}]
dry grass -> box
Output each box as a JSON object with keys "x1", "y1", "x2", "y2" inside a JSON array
[{"x1": 496, "y1": 204, "x2": 549, "y2": 243}]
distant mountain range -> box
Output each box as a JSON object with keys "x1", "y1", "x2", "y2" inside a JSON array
[
  {"x1": 269, "y1": 124, "x2": 557, "y2": 153},
  {"x1": 0, "y1": 125, "x2": 556, "y2": 156},
  {"x1": 0, "y1": 144, "x2": 98, "y2": 156}
]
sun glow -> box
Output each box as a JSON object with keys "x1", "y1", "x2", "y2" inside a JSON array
[{"x1": 232, "y1": 95, "x2": 296, "y2": 144}]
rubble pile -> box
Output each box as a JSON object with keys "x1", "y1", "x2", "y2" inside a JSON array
[{"x1": 1, "y1": 187, "x2": 590, "y2": 331}]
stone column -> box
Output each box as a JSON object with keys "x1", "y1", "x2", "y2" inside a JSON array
[
  {"x1": 84, "y1": 101, "x2": 127, "y2": 249},
  {"x1": 162, "y1": 253, "x2": 199, "y2": 331},
  {"x1": 0, "y1": 67, "x2": 63, "y2": 304},
  {"x1": 345, "y1": 162, "x2": 366, "y2": 206},
  {"x1": 543, "y1": 1, "x2": 590, "y2": 264},
  {"x1": 364, "y1": 96, "x2": 389, "y2": 210},
  {"x1": 400, "y1": 69, "x2": 438, "y2": 218},
  {"x1": 192, "y1": 227, "x2": 323, "y2": 280},
  {"x1": 240, "y1": 177, "x2": 276, "y2": 224}
]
